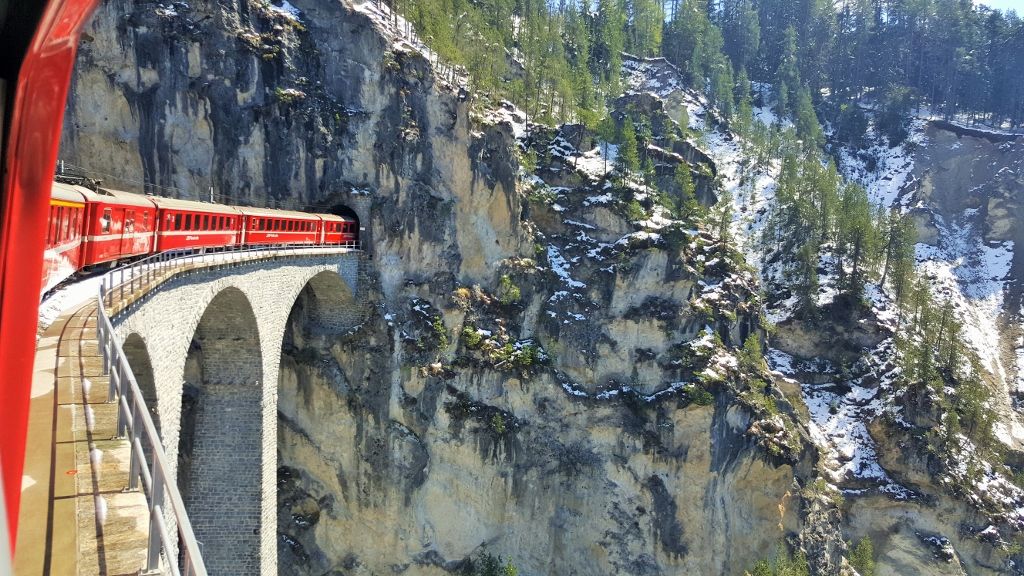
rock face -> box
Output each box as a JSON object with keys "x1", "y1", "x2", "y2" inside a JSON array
[{"x1": 62, "y1": 1, "x2": 843, "y2": 574}]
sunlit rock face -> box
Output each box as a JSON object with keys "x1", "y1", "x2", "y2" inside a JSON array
[{"x1": 63, "y1": 2, "x2": 849, "y2": 574}]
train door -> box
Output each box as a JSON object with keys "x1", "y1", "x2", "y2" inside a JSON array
[{"x1": 120, "y1": 209, "x2": 135, "y2": 254}]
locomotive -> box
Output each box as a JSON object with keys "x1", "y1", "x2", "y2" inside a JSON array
[{"x1": 42, "y1": 179, "x2": 360, "y2": 294}]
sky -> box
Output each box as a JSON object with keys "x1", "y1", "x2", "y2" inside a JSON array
[{"x1": 973, "y1": 0, "x2": 1024, "y2": 14}]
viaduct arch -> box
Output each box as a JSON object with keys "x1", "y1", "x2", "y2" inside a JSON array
[{"x1": 109, "y1": 252, "x2": 363, "y2": 575}]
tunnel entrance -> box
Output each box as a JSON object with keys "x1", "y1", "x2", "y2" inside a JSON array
[
  {"x1": 328, "y1": 203, "x2": 359, "y2": 226},
  {"x1": 177, "y1": 287, "x2": 264, "y2": 575}
]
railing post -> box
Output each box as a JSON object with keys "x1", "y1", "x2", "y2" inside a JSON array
[
  {"x1": 128, "y1": 393, "x2": 142, "y2": 491},
  {"x1": 107, "y1": 343, "x2": 117, "y2": 402},
  {"x1": 146, "y1": 462, "x2": 165, "y2": 573},
  {"x1": 115, "y1": 364, "x2": 128, "y2": 437}
]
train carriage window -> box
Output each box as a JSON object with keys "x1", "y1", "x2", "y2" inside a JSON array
[
  {"x1": 101, "y1": 208, "x2": 112, "y2": 234},
  {"x1": 184, "y1": 214, "x2": 192, "y2": 230},
  {"x1": 47, "y1": 208, "x2": 54, "y2": 245},
  {"x1": 174, "y1": 213, "x2": 182, "y2": 230},
  {"x1": 142, "y1": 212, "x2": 149, "y2": 230},
  {"x1": 203, "y1": 215, "x2": 210, "y2": 230}
]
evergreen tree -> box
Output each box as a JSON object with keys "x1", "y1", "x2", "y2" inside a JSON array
[
  {"x1": 674, "y1": 163, "x2": 700, "y2": 220},
  {"x1": 850, "y1": 537, "x2": 875, "y2": 576},
  {"x1": 617, "y1": 117, "x2": 640, "y2": 183},
  {"x1": 722, "y1": 0, "x2": 760, "y2": 73},
  {"x1": 793, "y1": 86, "x2": 824, "y2": 150},
  {"x1": 712, "y1": 58, "x2": 736, "y2": 119},
  {"x1": 774, "y1": 25, "x2": 801, "y2": 116},
  {"x1": 628, "y1": 0, "x2": 664, "y2": 57}
]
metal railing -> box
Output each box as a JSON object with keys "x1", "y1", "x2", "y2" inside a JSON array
[
  {"x1": 99, "y1": 241, "x2": 359, "y2": 312},
  {"x1": 96, "y1": 308, "x2": 206, "y2": 576},
  {"x1": 95, "y1": 242, "x2": 358, "y2": 574}
]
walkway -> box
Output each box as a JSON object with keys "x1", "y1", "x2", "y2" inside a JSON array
[{"x1": 16, "y1": 300, "x2": 148, "y2": 575}]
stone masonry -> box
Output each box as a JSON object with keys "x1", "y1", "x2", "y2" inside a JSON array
[{"x1": 110, "y1": 251, "x2": 364, "y2": 575}]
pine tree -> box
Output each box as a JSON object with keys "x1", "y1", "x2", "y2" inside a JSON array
[
  {"x1": 595, "y1": 0, "x2": 627, "y2": 92},
  {"x1": 617, "y1": 117, "x2": 640, "y2": 183},
  {"x1": 629, "y1": 0, "x2": 664, "y2": 57},
  {"x1": 774, "y1": 25, "x2": 801, "y2": 117},
  {"x1": 850, "y1": 537, "x2": 875, "y2": 576},
  {"x1": 793, "y1": 86, "x2": 823, "y2": 150},
  {"x1": 712, "y1": 58, "x2": 736, "y2": 119},
  {"x1": 672, "y1": 163, "x2": 701, "y2": 222},
  {"x1": 881, "y1": 214, "x2": 917, "y2": 306}
]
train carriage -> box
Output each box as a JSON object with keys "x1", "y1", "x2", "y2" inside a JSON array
[
  {"x1": 42, "y1": 183, "x2": 88, "y2": 292},
  {"x1": 150, "y1": 196, "x2": 242, "y2": 252},
  {"x1": 319, "y1": 213, "x2": 359, "y2": 246},
  {"x1": 79, "y1": 186, "x2": 158, "y2": 269},
  {"x1": 239, "y1": 207, "x2": 321, "y2": 246}
]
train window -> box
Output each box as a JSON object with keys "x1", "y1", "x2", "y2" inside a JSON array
[
  {"x1": 219, "y1": 216, "x2": 224, "y2": 229},
  {"x1": 101, "y1": 208, "x2": 112, "y2": 234},
  {"x1": 125, "y1": 210, "x2": 135, "y2": 234},
  {"x1": 174, "y1": 213, "x2": 182, "y2": 230},
  {"x1": 142, "y1": 212, "x2": 149, "y2": 230},
  {"x1": 184, "y1": 214, "x2": 192, "y2": 230},
  {"x1": 203, "y1": 215, "x2": 210, "y2": 230}
]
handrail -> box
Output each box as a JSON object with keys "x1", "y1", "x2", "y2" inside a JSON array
[
  {"x1": 94, "y1": 242, "x2": 359, "y2": 574},
  {"x1": 99, "y1": 241, "x2": 359, "y2": 313},
  {"x1": 96, "y1": 308, "x2": 205, "y2": 576}
]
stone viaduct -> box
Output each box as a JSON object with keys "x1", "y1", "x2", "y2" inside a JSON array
[{"x1": 108, "y1": 250, "x2": 366, "y2": 575}]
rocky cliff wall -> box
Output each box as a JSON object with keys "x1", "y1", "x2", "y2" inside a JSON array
[{"x1": 61, "y1": 1, "x2": 842, "y2": 574}]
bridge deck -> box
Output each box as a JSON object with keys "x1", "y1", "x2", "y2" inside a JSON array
[
  {"x1": 16, "y1": 302, "x2": 148, "y2": 575},
  {"x1": 16, "y1": 246, "x2": 359, "y2": 574}
]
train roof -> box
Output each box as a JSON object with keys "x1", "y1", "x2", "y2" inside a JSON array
[
  {"x1": 81, "y1": 186, "x2": 159, "y2": 208},
  {"x1": 147, "y1": 195, "x2": 242, "y2": 215},
  {"x1": 51, "y1": 181, "x2": 89, "y2": 204},
  {"x1": 237, "y1": 206, "x2": 322, "y2": 220}
]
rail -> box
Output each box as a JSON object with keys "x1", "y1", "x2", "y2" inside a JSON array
[{"x1": 95, "y1": 242, "x2": 358, "y2": 574}]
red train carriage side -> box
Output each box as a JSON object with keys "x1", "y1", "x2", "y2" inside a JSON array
[
  {"x1": 239, "y1": 207, "x2": 321, "y2": 246},
  {"x1": 80, "y1": 187, "x2": 158, "y2": 268},
  {"x1": 319, "y1": 213, "x2": 359, "y2": 246},
  {"x1": 150, "y1": 196, "x2": 242, "y2": 251},
  {"x1": 42, "y1": 183, "x2": 88, "y2": 292}
]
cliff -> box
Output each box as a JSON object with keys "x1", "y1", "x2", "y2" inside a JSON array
[{"x1": 59, "y1": 0, "x2": 848, "y2": 574}]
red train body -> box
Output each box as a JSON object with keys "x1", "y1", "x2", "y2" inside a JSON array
[{"x1": 41, "y1": 181, "x2": 360, "y2": 293}]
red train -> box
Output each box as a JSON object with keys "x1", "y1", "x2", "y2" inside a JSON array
[{"x1": 42, "y1": 180, "x2": 359, "y2": 293}]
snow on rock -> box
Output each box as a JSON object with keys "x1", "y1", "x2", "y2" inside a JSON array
[
  {"x1": 915, "y1": 211, "x2": 1015, "y2": 384},
  {"x1": 546, "y1": 245, "x2": 585, "y2": 289},
  {"x1": 837, "y1": 117, "x2": 926, "y2": 208},
  {"x1": 770, "y1": 344, "x2": 914, "y2": 498},
  {"x1": 268, "y1": 0, "x2": 302, "y2": 21}
]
